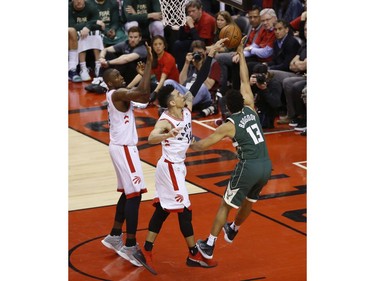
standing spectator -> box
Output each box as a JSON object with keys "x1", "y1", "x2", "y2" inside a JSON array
[
  {"x1": 98, "y1": 26, "x2": 147, "y2": 85},
  {"x1": 172, "y1": 0, "x2": 216, "y2": 71},
  {"x1": 266, "y1": 19, "x2": 300, "y2": 71},
  {"x1": 90, "y1": 0, "x2": 127, "y2": 48},
  {"x1": 100, "y1": 43, "x2": 153, "y2": 266},
  {"x1": 69, "y1": 0, "x2": 104, "y2": 82},
  {"x1": 122, "y1": 0, "x2": 164, "y2": 40},
  {"x1": 190, "y1": 37, "x2": 272, "y2": 260},
  {"x1": 131, "y1": 40, "x2": 227, "y2": 275},
  {"x1": 164, "y1": 40, "x2": 221, "y2": 117}
]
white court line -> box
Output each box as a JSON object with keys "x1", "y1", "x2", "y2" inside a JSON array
[
  {"x1": 193, "y1": 119, "x2": 295, "y2": 134},
  {"x1": 293, "y1": 161, "x2": 307, "y2": 170}
]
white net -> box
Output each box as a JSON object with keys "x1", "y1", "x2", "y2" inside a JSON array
[{"x1": 159, "y1": 0, "x2": 189, "y2": 27}]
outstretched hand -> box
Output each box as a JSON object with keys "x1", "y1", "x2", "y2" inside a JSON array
[
  {"x1": 236, "y1": 36, "x2": 248, "y2": 53},
  {"x1": 208, "y1": 38, "x2": 229, "y2": 57}
]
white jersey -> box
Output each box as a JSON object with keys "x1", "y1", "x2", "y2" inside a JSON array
[
  {"x1": 153, "y1": 107, "x2": 193, "y2": 211},
  {"x1": 106, "y1": 89, "x2": 138, "y2": 146},
  {"x1": 159, "y1": 107, "x2": 192, "y2": 163}
]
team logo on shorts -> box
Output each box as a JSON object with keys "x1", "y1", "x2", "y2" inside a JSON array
[
  {"x1": 175, "y1": 194, "x2": 184, "y2": 203},
  {"x1": 133, "y1": 176, "x2": 141, "y2": 184}
]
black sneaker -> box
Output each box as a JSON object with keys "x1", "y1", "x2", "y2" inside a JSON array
[
  {"x1": 223, "y1": 222, "x2": 238, "y2": 243},
  {"x1": 197, "y1": 239, "x2": 214, "y2": 259},
  {"x1": 288, "y1": 119, "x2": 299, "y2": 127},
  {"x1": 186, "y1": 251, "x2": 218, "y2": 268},
  {"x1": 84, "y1": 83, "x2": 107, "y2": 94},
  {"x1": 68, "y1": 69, "x2": 82, "y2": 82},
  {"x1": 294, "y1": 121, "x2": 307, "y2": 132}
]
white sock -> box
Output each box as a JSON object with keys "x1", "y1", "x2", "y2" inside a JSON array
[
  {"x1": 80, "y1": 62, "x2": 88, "y2": 71},
  {"x1": 230, "y1": 222, "x2": 240, "y2": 232},
  {"x1": 207, "y1": 234, "x2": 217, "y2": 246},
  {"x1": 68, "y1": 50, "x2": 78, "y2": 71}
]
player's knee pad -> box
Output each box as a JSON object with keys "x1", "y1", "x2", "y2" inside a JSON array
[
  {"x1": 148, "y1": 203, "x2": 169, "y2": 233},
  {"x1": 178, "y1": 208, "x2": 193, "y2": 237}
]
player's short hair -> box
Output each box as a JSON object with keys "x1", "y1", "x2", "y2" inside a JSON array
[
  {"x1": 226, "y1": 89, "x2": 244, "y2": 113},
  {"x1": 158, "y1": 84, "x2": 175, "y2": 108},
  {"x1": 103, "y1": 68, "x2": 115, "y2": 84}
]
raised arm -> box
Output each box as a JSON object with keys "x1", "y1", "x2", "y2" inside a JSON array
[
  {"x1": 190, "y1": 121, "x2": 235, "y2": 151},
  {"x1": 185, "y1": 38, "x2": 228, "y2": 110},
  {"x1": 237, "y1": 36, "x2": 255, "y2": 109},
  {"x1": 112, "y1": 43, "x2": 153, "y2": 104}
]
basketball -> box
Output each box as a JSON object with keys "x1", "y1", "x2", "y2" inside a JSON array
[{"x1": 219, "y1": 24, "x2": 242, "y2": 49}]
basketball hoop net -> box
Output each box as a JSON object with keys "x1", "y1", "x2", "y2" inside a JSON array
[{"x1": 159, "y1": 0, "x2": 189, "y2": 27}]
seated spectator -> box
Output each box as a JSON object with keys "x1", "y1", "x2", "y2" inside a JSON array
[
  {"x1": 290, "y1": 0, "x2": 306, "y2": 43},
  {"x1": 68, "y1": 0, "x2": 104, "y2": 82},
  {"x1": 284, "y1": 75, "x2": 306, "y2": 132},
  {"x1": 122, "y1": 0, "x2": 164, "y2": 40},
  {"x1": 97, "y1": 26, "x2": 147, "y2": 85},
  {"x1": 164, "y1": 40, "x2": 221, "y2": 117},
  {"x1": 91, "y1": 0, "x2": 127, "y2": 48},
  {"x1": 270, "y1": 21, "x2": 307, "y2": 124},
  {"x1": 250, "y1": 63, "x2": 283, "y2": 129},
  {"x1": 214, "y1": 5, "x2": 263, "y2": 123},
  {"x1": 273, "y1": 0, "x2": 304, "y2": 23},
  {"x1": 266, "y1": 19, "x2": 300, "y2": 71},
  {"x1": 172, "y1": 0, "x2": 216, "y2": 71},
  {"x1": 244, "y1": 8, "x2": 278, "y2": 73},
  {"x1": 129, "y1": 35, "x2": 180, "y2": 100},
  {"x1": 205, "y1": 10, "x2": 235, "y2": 54}
]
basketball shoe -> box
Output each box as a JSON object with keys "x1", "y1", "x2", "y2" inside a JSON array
[
  {"x1": 223, "y1": 222, "x2": 238, "y2": 243},
  {"x1": 186, "y1": 251, "x2": 218, "y2": 268},
  {"x1": 118, "y1": 244, "x2": 143, "y2": 267},
  {"x1": 132, "y1": 248, "x2": 157, "y2": 275},
  {"x1": 101, "y1": 233, "x2": 123, "y2": 252},
  {"x1": 196, "y1": 239, "x2": 214, "y2": 259}
]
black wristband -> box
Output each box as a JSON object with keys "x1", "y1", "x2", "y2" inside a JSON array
[{"x1": 107, "y1": 60, "x2": 111, "y2": 67}]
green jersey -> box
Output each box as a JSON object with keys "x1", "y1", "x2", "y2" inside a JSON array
[{"x1": 227, "y1": 106, "x2": 269, "y2": 161}]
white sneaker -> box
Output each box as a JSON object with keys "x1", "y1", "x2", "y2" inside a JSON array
[
  {"x1": 92, "y1": 77, "x2": 103, "y2": 85},
  {"x1": 101, "y1": 234, "x2": 123, "y2": 252},
  {"x1": 118, "y1": 244, "x2": 143, "y2": 267},
  {"x1": 80, "y1": 68, "x2": 91, "y2": 81}
]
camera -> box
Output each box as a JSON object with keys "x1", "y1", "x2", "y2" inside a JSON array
[
  {"x1": 255, "y1": 73, "x2": 267, "y2": 84},
  {"x1": 192, "y1": 52, "x2": 202, "y2": 62}
]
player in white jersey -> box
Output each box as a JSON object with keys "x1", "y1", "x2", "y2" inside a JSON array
[
  {"x1": 132, "y1": 39, "x2": 229, "y2": 275},
  {"x1": 100, "y1": 42, "x2": 153, "y2": 266}
]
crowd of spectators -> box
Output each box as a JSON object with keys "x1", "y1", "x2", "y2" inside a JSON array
[{"x1": 68, "y1": 0, "x2": 307, "y2": 133}]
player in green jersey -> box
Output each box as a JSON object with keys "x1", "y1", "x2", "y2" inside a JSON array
[{"x1": 190, "y1": 36, "x2": 272, "y2": 260}]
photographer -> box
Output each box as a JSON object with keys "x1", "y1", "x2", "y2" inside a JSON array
[
  {"x1": 164, "y1": 40, "x2": 221, "y2": 117},
  {"x1": 250, "y1": 63, "x2": 283, "y2": 129}
]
